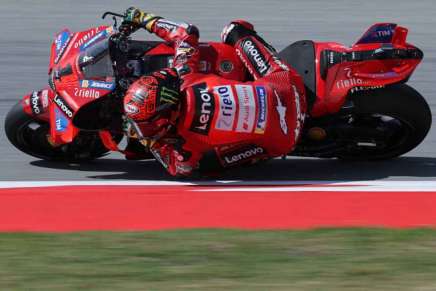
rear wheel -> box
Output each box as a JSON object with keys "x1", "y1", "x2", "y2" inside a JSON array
[
  {"x1": 337, "y1": 84, "x2": 432, "y2": 160},
  {"x1": 5, "y1": 101, "x2": 116, "y2": 161}
]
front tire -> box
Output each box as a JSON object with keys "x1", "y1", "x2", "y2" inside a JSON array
[
  {"x1": 338, "y1": 84, "x2": 432, "y2": 160},
  {"x1": 5, "y1": 101, "x2": 114, "y2": 161}
]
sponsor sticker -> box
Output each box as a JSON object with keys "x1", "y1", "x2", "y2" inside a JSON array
[
  {"x1": 358, "y1": 23, "x2": 397, "y2": 44},
  {"x1": 336, "y1": 68, "x2": 364, "y2": 90},
  {"x1": 213, "y1": 85, "x2": 236, "y2": 131},
  {"x1": 80, "y1": 55, "x2": 94, "y2": 63},
  {"x1": 54, "y1": 30, "x2": 71, "y2": 64},
  {"x1": 274, "y1": 90, "x2": 288, "y2": 135},
  {"x1": 41, "y1": 90, "x2": 49, "y2": 108},
  {"x1": 176, "y1": 41, "x2": 196, "y2": 56},
  {"x1": 241, "y1": 39, "x2": 270, "y2": 77},
  {"x1": 350, "y1": 85, "x2": 384, "y2": 94},
  {"x1": 54, "y1": 107, "x2": 69, "y2": 132},
  {"x1": 30, "y1": 91, "x2": 42, "y2": 115},
  {"x1": 74, "y1": 27, "x2": 112, "y2": 51},
  {"x1": 156, "y1": 21, "x2": 178, "y2": 32},
  {"x1": 124, "y1": 102, "x2": 139, "y2": 114},
  {"x1": 53, "y1": 95, "x2": 74, "y2": 118},
  {"x1": 190, "y1": 83, "x2": 215, "y2": 135},
  {"x1": 74, "y1": 88, "x2": 101, "y2": 99},
  {"x1": 81, "y1": 80, "x2": 115, "y2": 91},
  {"x1": 292, "y1": 85, "x2": 304, "y2": 142},
  {"x1": 272, "y1": 56, "x2": 290, "y2": 71},
  {"x1": 255, "y1": 86, "x2": 268, "y2": 134},
  {"x1": 156, "y1": 19, "x2": 188, "y2": 32},
  {"x1": 220, "y1": 144, "x2": 266, "y2": 167},
  {"x1": 80, "y1": 28, "x2": 111, "y2": 51},
  {"x1": 235, "y1": 85, "x2": 256, "y2": 133},
  {"x1": 74, "y1": 27, "x2": 100, "y2": 49}
]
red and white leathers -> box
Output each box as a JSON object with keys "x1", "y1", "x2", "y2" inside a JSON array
[{"x1": 132, "y1": 18, "x2": 306, "y2": 176}]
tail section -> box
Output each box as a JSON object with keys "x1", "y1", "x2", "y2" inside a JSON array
[{"x1": 354, "y1": 23, "x2": 409, "y2": 47}]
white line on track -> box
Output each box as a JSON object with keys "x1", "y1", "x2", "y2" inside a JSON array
[{"x1": 0, "y1": 180, "x2": 435, "y2": 192}]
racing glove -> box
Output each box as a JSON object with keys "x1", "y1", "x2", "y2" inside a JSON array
[
  {"x1": 152, "y1": 143, "x2": 194, "y2": 176},
  {"x1": 124, "y1": 7, "x2": 161, "y2": 32}
]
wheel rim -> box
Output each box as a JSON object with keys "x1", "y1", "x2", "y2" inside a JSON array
[
  {"x1": 15, "y1": 120, "x2": 64, "y2": 159},
  {"x1": 342, "y1": 113, "x2": 415, "y2": 159}
]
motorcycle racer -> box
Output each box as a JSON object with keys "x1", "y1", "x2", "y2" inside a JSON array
[{"x1": 122, "y1": 7, "x2": 306, "y2": 176}]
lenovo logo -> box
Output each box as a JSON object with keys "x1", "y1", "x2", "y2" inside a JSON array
[
  {"x1": 241, "y1": 39, "x2": 270, "y2": 76},
  {"x1": 30, "y1": 92, "x2": 41, "y2": 115},
  {"x1": 222, "y1": 145, "x2": 265, "y2": 166},
  {"x1": 190, "y1": 83, "x2": 215, "y2": 135},
  {"x1": 54, "y1": 95, "x2": 74, "y2": 118}
]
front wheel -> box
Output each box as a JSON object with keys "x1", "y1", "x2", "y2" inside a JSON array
[
  {"x1": 5, "y1": 101, "x2": 116, "y2": 161},
  {"x1": 337, "y1": 84, "x2": 432, "y2": 160}
]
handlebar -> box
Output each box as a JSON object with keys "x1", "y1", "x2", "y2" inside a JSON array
[
  {"x1": 102, "y1": 11, "x2": 137, "y2": 37},
  {"x1": 102, "y1": 11, "x2": 125, "y2": 19}
]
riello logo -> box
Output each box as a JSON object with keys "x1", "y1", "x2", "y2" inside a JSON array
[
  {"x1": 336, "y1": 78, "x2": 364, "y2": 89},
  {"x1": 336, "y1": 68, "x2": 364, "y2": 89}
]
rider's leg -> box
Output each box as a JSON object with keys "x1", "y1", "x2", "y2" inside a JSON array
[{"x1": 221, "y1": 20, "x2": 290, "y2": 80}]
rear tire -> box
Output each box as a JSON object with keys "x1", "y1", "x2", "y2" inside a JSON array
[
  {"x1": 5, "y1": 101, "x2": 114, "y2": 161},
  {"x1": 338, "y1": 84, "x2": 432, "y2": 160}
]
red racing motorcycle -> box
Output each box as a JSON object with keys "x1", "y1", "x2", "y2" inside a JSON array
[{"x1": 5, "y1": 12, "x2": 432, "y2": 162}]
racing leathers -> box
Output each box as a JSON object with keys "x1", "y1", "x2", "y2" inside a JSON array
[{"x1": 127, "y1": 16, "x2": 307, "y2": 176}]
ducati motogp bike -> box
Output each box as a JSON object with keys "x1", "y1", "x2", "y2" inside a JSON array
[{"x1": 5, "y1": 12, "x2": 432, "y2": 162}]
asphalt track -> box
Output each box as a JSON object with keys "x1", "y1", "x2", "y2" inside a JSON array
[{"x1": 0, "y1": 0, "x2": 435, "y2": 182}]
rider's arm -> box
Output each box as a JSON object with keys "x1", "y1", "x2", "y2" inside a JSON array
[
  {"x1": 150, "y1": 18, "x2": 200, "y2": 76},
  {"x1": 124, "y1": 8, "x2": 200, "y2": 76}
]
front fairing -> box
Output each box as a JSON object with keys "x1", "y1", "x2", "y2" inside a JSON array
[{"x1": 48, "y1": 26, "x2": 116, "y2": 143}]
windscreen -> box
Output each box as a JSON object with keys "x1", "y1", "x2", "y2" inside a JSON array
[{"x1": 78, "y1": 39, "x2": 114, "y2": 80}]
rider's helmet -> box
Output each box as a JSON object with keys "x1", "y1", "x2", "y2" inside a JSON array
[{"x1": 124, "y1": 68, "x2": 181, "y2": 138}]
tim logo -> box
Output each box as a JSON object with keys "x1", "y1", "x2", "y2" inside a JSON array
[
  {"x1": 357, "y1": 23, "x2": 397, "y2": 44},
  {"x1": 190, "y1": 83, "x2": 215, "y2": 135}
]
